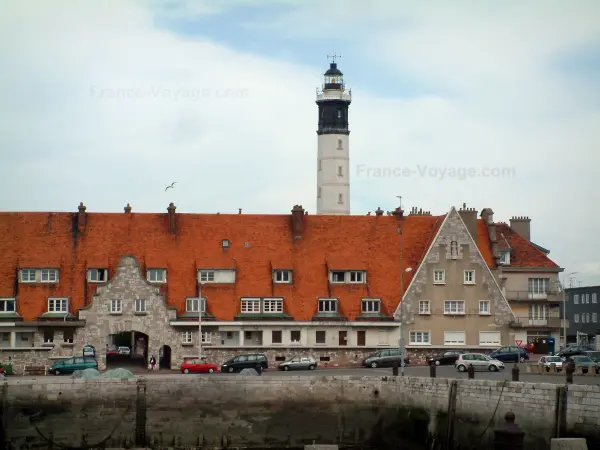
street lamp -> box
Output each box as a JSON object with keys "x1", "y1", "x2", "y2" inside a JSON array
[
  {"x1": 399, "y1": 267, "x2": 412, "y2": 376},
  {"x1": 198, "y1": 280, "x2": 204, "y2": 359},
  {"x1": 562, "y1": 271, "x2": 578, "y2": 348}
]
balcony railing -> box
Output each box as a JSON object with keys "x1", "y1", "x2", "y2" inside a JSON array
[
  {"x1": 505, "y1": 290, "x2": 562, "y2": 302},
  {"x1": 510, "y1": 317, "x2": 562, "y2": 329}
]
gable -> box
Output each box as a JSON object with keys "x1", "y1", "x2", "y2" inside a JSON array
[{"x1": 396, "y1": 207, "x2": 516, "y2": 325}]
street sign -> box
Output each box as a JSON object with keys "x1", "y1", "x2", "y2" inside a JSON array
[{"x1": 515, "y1": 340, "x2": 523, "y2": 347}]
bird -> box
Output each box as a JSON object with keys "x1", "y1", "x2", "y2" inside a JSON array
[{"x1": 165, "y1": 182, "x2": 177, "y2": 191}]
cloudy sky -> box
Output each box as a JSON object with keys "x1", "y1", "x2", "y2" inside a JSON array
[{"x1": 1, "y1": 0, "x2": 598, "y2": 285}]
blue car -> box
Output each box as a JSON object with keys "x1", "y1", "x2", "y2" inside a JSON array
[{"x1": 488, "y1": 346, "x2": 529, "y2": 363}]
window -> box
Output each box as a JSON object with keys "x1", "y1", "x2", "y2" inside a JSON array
[
  {"x1": 317, "y1": 187, "x2": 321, "y2": 198},
  {"x1": 63, "y1": 328, "x2": 74, "y2": 344},
  {"x1": 528, "y1": 278, "x2": 549, "y2": 295},
  {"x1": 592, "y1": 293, "x2": 597, "y2": 304},
  {"x1": 186, "y1": 298, "x2": 206, "y2": 313},
  {"x1": 182, "y1": 331, "x2": 193, "y2": 344},
  {"x1": 463, "y1": 270, "x2": 475, "y2": 284},
  {"x1": 221, "y1": 239, "x2": 230, "y2": 248},
  {"x1": 378, "y1": 331, "x2": 389, "y2": 345},
  {"x1": 499, "y1": 251, "x2": 510, "y2": 265},
  {"x1": 87, "y1": 269, "x2": 107, "y2": 282},
  {"x1": 274, "y1": 270, "x2": 292, "y2": 283},
  {"x1": 337, "y1": 139, "x2": 343, "y2": 150},
  {"x1": 315, "y1": 330, "x2": 326, "y2": 344},
  {"x1": 41, "y1": 269, "x2": 59, "y2": 283},
  {"x1": 201, "y1": 332, "x2": 211, "y2": 344},
  {"x1": 419, "y1": 300, "x2": 430, "y2": 314},
  {"x1": 241, "y1": 298, "x2": 260, "y2": 313},
  {"x1": 337, "y1": 110, "x2": 342, "y2": 118},
  {"x1": 593, "y1": 313, "x2": 597, "y2": 323},
  {"x1": 528, "y1": 304, "x2": 548, "y2": 320},
  {"x1": 20, "y1": 269, "x2": 36, "y2": 283},
  {"x1": 479, "y1": 331, "x2": 501, "y2": 346},
  {"x1": 290, "y1": 330, "x2": 301, "y2": 343},
  {"x1": 479, "y1": 301, "x2": 490, "y2": 315},
  {"x1": 200, "y1": 271, "x2": 215, "y2": 283},
  {"x1": 263, "y1": 298, "x2": 283, "y2": 313},
  {"x1": 444, "y1": 300, "x2": 465, "y2": 315},
  {"x1": 573, "y1": 294, "x2": 579, "y2": 304},
  {"x1": 409, "y1": 331, "x2": 430, "y2": 345},
  {"x1": 318, "y1": 298, "x2": 337, "y2": 312},
  {"x1": 147, "y1": 269, "x2": 166, "y2": 283},
  {"x1": 444, "y1": 331, "x2": 465, "y2": 345},
  {"x1": 585, "y1": 294, "x2": 589, "y2": 303},
  {"x1": 0, "y1": 298, "x2": 16, "y2": 313},
  {"x1": 318, "y1": 159, "x2": 322, "y2": 171},
  {"x1": 433, "y1": 270, "x2": 445, "y2": 284},
  {"x1": 349, "y1": 271, "x2": 365, "y2": 283},
  {"x1": 574, "y1": 313, "x2": 579, "y2": 323},
  {"x1": 110, "y1": 299, "x2": 122, "y2": 313},
  {"x1": 361, "y1": 299, "x2": 380, "y2": 313},
  {"x1": 272, "y1": 330, "x2": 282, "y2": 344},
  {"x1": 338, "y1": 193, "x2": 343, "y2": 204},
  {"x1": 337, "y1": 166, "x2": 343, "y2": 177},
  {"x1": 330, "y1": 271, "x2": 345, "y2": 283},
  {"x1": 43, "y1": 329, "x2": 54, "y2": 344},
  {"x1": 135, "y1": 299, "x2": 146, "y2": 313},
  {"x1": 48, "y1": 298, "x2": 68, "y2": 313}
]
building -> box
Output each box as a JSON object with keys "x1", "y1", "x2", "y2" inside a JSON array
[
  {"x1": 316, "y1": 56, "x2": 351, "y2": 215},
  {"x1": 564, "y1": 285, "x2": 600, "y2": 345},
  {"x1": 492, "y1": 216, "x2": 564, "y2": 353}
]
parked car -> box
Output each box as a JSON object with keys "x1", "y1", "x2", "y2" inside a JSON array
[
  {"x1": 488, "y1": 346, "x2": 529, "y2": 363},
  {"x1": 428, "y1": 350, "x2": 462, "y2": 366},
  {"x1": 538, "y1": 355, "x2": 565, "y2": 372},
  {"x1": 49, "y1": 356, "x2": 98, "y2": 375},
  {"x1": 362, "y1": 349, "x2": 409, "y2": 368},
  {"x1": 118, "y1": 346, "x2": 131, "y2": 355},
  {"x1": 106, "y1": 345, "x2": 119, "y2": 356},
  {"x1": 583, "y1": 351, "x2": 600, "y2": 363},
  {"x1": 220, "y1": 353, "x2": 269, "y2": 373},
  {"x1": 180, "y1": 359, "x2": 218, "y2": 374},
  {"x1": 555, "y1": 344, "x2": 594, "y2": 359},
  {"x1": 455, "y1": 353, "x2": 505, "y2": 372},
  {"x1": 278, "y1": 356, "x2": 317, "y2": 371},
  {"x1": 566, "y1": 355, "x2": 600, "y2": 374}
]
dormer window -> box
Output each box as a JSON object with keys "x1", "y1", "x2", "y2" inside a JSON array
[
  {"x1": 19, "y1": 268, "x2": 59, "y2": 283},
  {"x1": 186, "y1": 297, "x2": 206, "y2": 313},
  {"x1": 48, "y1": 297, "x2": 68, "y2": 313},
  {"x1": 273, "y1": 270, "x2": 292, "y2": 283},
  {"x1": 329, "y1": 270, "x2": 367, "y2": 284},
  {"x1": 361, "y1": 299, "x2": 381, "y2": 313},
  {"x1": 88, "y1": 269, "x2": 108, "y2": 283},
  {"x1": 222, "y1": 239, "x2": 230, "y2": 248},
  {"x1": 147, "y1": 269, "x2": 166, "y2": 283},
  {"x1": 499, "y1": 251, "x2": 510, "y2": 265}
]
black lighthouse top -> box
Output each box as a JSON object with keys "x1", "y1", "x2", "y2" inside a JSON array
[
  {"x1": 323, "y1": 62, "x2": 344, "y2": 90},
  {"x1": 316, "y1": 56, "x2": 351, "y2": 136}
]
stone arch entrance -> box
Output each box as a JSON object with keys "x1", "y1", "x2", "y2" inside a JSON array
[
  {"x1": 106, "y1": 330, "x2": 149, "y2": 370},
  {"x1": 159, "y1": 345, "x2": 172, "y2": 370}
]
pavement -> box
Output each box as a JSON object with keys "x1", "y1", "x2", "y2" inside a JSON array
[{"x1": 5, "y1": 363, "x2": 599, "y2": 385}]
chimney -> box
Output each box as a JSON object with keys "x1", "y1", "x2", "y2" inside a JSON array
[
  {"x1": 458, "y1": 203, "x2": 478, "y2": 240},
  {"x1": 124, "y1": 203, "x2": 132, "y2": 213},
  {"x1": 480, "y1": 208, "x2": 494, "y2": 225},
  {"x1": 167, "y1": 202, "x2": 176, "y2": 233},
  {"x1": 291, "y1": 205, "x2": 305, "y2": 239},
  {"x1": 510, "y1": 216, "x2": 531, "y2": 241},
  {"x1": 77, "y1": 202, "x2": 87, "y2": 232},
  {"x1": 409, "y1": 207, "x2": 432, "y2": 216},
  {"x1": 375, "y1": 207, "x2": 383, "y2": 216},
  {"x1": 480, "y1": 208, "x2": 500, "y2": 262},
  {"x1": 390, "y1": 206, "x2": 404, "y2": 218}
]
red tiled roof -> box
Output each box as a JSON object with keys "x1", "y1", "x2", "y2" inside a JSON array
[
  {"x1": 476, "y1": 219, "x2": 494, "y2": 268},
  {"x1": 495, "y1": 223, "x2": 559, "y2": 269},
  {"x1": 0, "y1": 209, "x2": 494, "y2": 321}
]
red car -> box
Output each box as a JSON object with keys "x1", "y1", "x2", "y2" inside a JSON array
[{"x1": 180, "y1": 358, "x2": 218, "y2": 374}]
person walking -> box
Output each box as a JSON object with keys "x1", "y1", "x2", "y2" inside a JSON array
[{"x1": 149, "y1": 355, "x2": 156, "y2": 371}]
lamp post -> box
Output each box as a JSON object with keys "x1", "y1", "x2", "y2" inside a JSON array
[
  {"x1": 198, "y1": 281, "x2": 203, "y2": 359},
  {"x1": 399, "y1": 266, "x2": 413, "y2": 376},
  {"x1": 562, "y1": 272, "x2": 578, "y2": 348}
]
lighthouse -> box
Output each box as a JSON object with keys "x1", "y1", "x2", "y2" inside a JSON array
[{"x1": 316, "y1": 55, "x2": 351, "y2": 215}]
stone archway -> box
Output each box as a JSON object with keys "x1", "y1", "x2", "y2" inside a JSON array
[{"x1": 159, "y1": 345, "x2": 172, "y2": 370}]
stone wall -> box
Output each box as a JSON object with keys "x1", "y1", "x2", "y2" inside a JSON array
[{"x1": 3, "y1": 376, "x2": 600, "y2": 449}]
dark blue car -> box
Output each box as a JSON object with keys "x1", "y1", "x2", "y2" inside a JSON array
[{"x1": 489, "y1": 346, "x2": 529, "y2": 363}]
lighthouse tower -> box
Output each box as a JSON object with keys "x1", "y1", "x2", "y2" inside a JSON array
[{"x1": 316, "y1": 55, "x2": 351, "y2": 215}]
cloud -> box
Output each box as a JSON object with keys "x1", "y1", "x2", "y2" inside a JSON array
[{"x1": 0, "y1": 0, "x2": 599, "y2": 284}]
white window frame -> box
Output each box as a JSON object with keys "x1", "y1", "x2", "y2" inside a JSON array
[
  {"x1": 444, "y1": 331, "x2": 466, "y2": 346},
  {"x1": 418, "y1": 300, "x2": 430, "y2": 315},
  {"x1": 263, "y1": 298, "x2": 283, "y2": 313},
  {"x1": 528, "y1": 278, "x2": 549, "y2": 296},
  {"x1": 201, "y1": 331, "x2": 211, "y2": 343},
  {"x1": 110, "y1": 299, "x2": 122, "y2": 313},
  {"x1": 361, "y1": 298, "x2": 380, "y2": 313},
  {"x1": 135, "y1": 299, "x2": 147, "y2": 313},
  {"x1": 182, "y1": 331, "x2": 193, "y2": 344},
  {"x1": 463, "y1": 270, "x2": 475, "y2": 284},
  {"x1": 186, "y1": 297, "x2": 206, "y2": 313},
  {"x1": 498, "y1": 251, "x2": 510, "y2": 265},
  {"x1": 329, "y1": 271, "x2": 345, "y2": 283},
  {"x1": 593, "y1": 312, "x2": 597, "y2": 323},
  {"x1": 41, "y1": 269, "x2": 59, "y2": 283},
  {"x1": 433, "y1": 270, "x2": 445, "y2": 284},
  {"x1": 147, "y1": 269, "x2": 166, "y2": 283},
  {"x1": 87, "y1": 268, "x2": 108, "y2": 283},
  {"x1": 573, "y1": 294, "x2": 579, "y2": 304},
  {"x1": 349, "y1": 271, "x2": 366, "y2": 284},
  {"x1": 199, "y1": 270, "x2": 215, "y2": 283},
  {"x1": 409, "y1": 331, "x2": 431, "y2": 345},
  {"x1": 479, "y1": 331, "x2": 501, "y2": 346},
  {"x1": 444, "y1": 300, "x2": 465, "y2": 315},
  {"x1": 318, "y1": 298, "x2": 338, "y2": 313},
  {"x1": 592, "y1": 293, "x2": 597, "y2": 304},
  {"x1": 241, "y1": 298, "x2": 260, "y2": 313},
  {"x1": 479, "y1": 300, "x2": 490, "y2": 315},
  {"x1": 20, "y1": 269, "x2": 36, "y2": 283},
  {"x1": 273, "y1": 270, "x2": 292, "y2": 283},
  {"x1": 48, "y1": 297, "x2": 68, "y2": 313},
  {"x1": 573, "y1": 313, "x2": 579, "y2": 323},
  {"x1": 0, "y1": 298, "x2": 16, "y2": 314}
]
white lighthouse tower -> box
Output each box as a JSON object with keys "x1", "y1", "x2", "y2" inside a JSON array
[{"x1": 316, "y1": 54, "x2": 351, "y2": 215}]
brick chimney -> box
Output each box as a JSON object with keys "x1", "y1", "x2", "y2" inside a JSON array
[
  {"x1": 291, "y1": 205, "x2": 305, "y2": 239},
  {"x1": 77, "y1": 202, "x2": 87, "y2": 232},
  {"x1": 480, "y1": 208, "x2": 500, "y2": 262},
  {"x1": 510, "y1": 216, "x2": 531, "y2": 241},
  {"x1": 167, "y1": 202, "x2": 176, "y2": 233},
  {"x1": 391, "y1": 206, "x2": 404, "y2": 218},
  {"x1": 409, "y1": 207, "x2": 432, "y2": 216},
  {"x1": 124, "y1": 203, "x2": 132, "y2": 213},
  {"x1": 458, "y1": 203, "x2": 478, "y2": 240}
]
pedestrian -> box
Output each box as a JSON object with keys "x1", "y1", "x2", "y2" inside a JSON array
[{"x1": 149, "y1": 355, "x2": 156, "y2": 371}]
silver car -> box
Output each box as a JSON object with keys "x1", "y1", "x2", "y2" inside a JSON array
[
  {"x1": 455, "y1": 353, "x2": 505, "y2": 372},
  {"x1": 278, "y1": 356, "x2": 317, "y2": 371},
  {"x1": 538, "y1": 355, "x2": 564, "y2": 372}
]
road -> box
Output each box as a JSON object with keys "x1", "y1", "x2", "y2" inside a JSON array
[{"x1": 5, "y1": 364, "x2": 599, "y2": 385}]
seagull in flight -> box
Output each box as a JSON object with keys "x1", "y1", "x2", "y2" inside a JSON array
[{"x1": 165, "y1": 181, "x2": 177, "y2": 191}]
